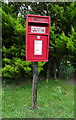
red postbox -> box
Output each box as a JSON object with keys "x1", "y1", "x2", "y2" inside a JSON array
[{"x1": 26, "y1": 14, "x2": 50, "y2": 62}]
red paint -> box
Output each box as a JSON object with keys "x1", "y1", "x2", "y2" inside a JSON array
[{"x1": 26, "y1": 14, "x2": 50, "y2": 62}]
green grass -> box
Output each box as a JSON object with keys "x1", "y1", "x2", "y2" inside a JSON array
[{"x1": 2, "y1": 79, "x2": 74, "y2": 118}]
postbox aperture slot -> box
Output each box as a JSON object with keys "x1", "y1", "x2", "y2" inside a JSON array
[{"x1": 28, "y1": 22, "x2": 49, "y2": 27}]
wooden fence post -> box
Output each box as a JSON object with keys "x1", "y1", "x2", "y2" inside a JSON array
[{"x1": 32, "y1": 62, "x2": 38, "y2": 109}]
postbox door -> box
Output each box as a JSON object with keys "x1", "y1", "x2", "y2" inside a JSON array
[{"x1": 27, "y1": 35, "x2": 48, "y2": 61}]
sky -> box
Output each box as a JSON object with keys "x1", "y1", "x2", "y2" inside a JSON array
[{"x1": 4, "y1": 0, "x2": 8, "y2": 4}]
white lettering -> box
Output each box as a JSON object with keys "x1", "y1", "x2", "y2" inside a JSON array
[
  {"x1": 31, "y1": 26, "x2": 45, "y2": 33},
  {"x1": 34, "y1": 40, "x2": 42, "y2": 55}
]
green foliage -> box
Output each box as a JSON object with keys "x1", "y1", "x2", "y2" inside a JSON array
[
  {"x1": 2, "y1": 64, "x2": 19, "y2": 78},
  {"x1": 2, "y1": 2, "x2": 12, "y2": 14},
  {"x1": 2, "y1": 4, "x2": 32, "y2": 80},
  {"x1": 50, "y1": 24, "x2": 76, "y2": 79},
  {"x1": 3, "y1": 58, "x2": 11, "y2": 63},
  {"x1": 38, "y1": 62, "x2": 46, "y2": 73},
  {"x1": 51, "y1": 24, "x2": 76, "y2": 52},
  {"x1": 2, "y1": 57, "x2": 32, "y2": 79},
  {"x1": 59, "y1": 61, "x2": 75, "y2": 79}
]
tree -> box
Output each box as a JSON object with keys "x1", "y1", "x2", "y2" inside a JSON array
[
  {"x1": 48, "y1": 24, "x2": 75, "y2": 77},
  {"x1": 2, "y1": 3, "x2": 32, "y2": 80},
  {"x1": 2, "y1": 2, "x2": 76, "y2": 80}
]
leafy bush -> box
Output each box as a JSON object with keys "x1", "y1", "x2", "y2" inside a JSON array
[
  {"x1": 59, "y1": 60, "x2": 75, "y2": 79},
  {"x1": 2, "y1": 57, "x2": 33, "y2": 79},
  {"x1": 38, "y1": 62, "x2": 46, "y2": 74}
]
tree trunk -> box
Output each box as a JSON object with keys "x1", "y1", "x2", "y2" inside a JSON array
[
  {"x1": 47, "y1": 60, "x2": 57, "y2": 79},
  {"x1": 53, "y1": 62, "x2": 56, "y2": 79}
]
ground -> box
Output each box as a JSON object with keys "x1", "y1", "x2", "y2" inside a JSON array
[{"x1": 2, "y1": 79, "x2": 74, "y2": 118}]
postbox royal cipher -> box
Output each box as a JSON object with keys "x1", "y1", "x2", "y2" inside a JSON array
[{"x1": 26, "y1": 14, "x2": 50, "y2": 62}]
